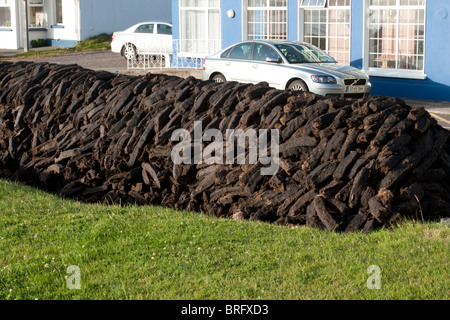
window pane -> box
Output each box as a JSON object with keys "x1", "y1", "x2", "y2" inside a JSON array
[
  {"x1": 300, "y1": 0, "x2": 326, "y2": 7},
  {"x1": 180, "y1": 0, "x2": 207, "y2": 7},
  {"x1": 181, "y1": 10, "x2": 205, "y2": 39},
  {"x1": 253, "y1": 43, "x2": 280, "y2": 61},
  {"x1": 179, "y1": 0, "x2": 221, "y2": 54},
  {"x1": 248, "y1": 0, "x2": 266, "y2": 7},
  {"x1": 368, "y1": 1, "x2": 426, "y2": 71},
  {"x1": 0, "y1": 7, "x2": 11, "y2": 27},
  {"x1": 303, "y1": 4, "x2": 351, "y2": 65},
  {"x1": 270, "y1": 0, "x2": 287, "y2": 6},
  {"x1": 56, "y1": 0, "x2": 63, "y2": 24},
  {"x1": 230, "y1": 43, "x2": 252, "y2": 59},
  {"x1": 157, "y1": 24, "x2": 172, "y2": 35},
  {"x1": 247, "y1": 0, "x2": 287, "y2": 40},
  {"x1": 135, "y1": 24, "x2": 154, "y2": 33},
  {"x1": 29, "y1": 6, "x2": 45, "y2": 27}
]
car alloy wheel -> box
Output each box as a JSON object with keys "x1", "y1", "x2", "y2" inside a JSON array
[
  {"x1": 123, "y1": 44, "x2": 137, "y2": 60},
  {"x1": 212, "y1": 74, "x2": 226, "y2": 83},
  {"x1": 288, "y1": 80, "x2": 308, "y2": 92}
]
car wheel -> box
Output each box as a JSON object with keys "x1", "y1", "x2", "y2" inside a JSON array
[
  {"x1": 212, "y1": 74, "x2": 226, "y2": 83},
  {"x1": 288, "y1": 79, "x2": 308, "y2": 92},
  {"x1": 122, "y1": 44, "x2": 137, "y2": 60}
]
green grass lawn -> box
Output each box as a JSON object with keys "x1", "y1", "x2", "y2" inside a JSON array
[
  {"x1": 0, "y1": 179, "x2": 448, "y2": 300},
  {"x1": 0, "y1": 33, "x2": 112, "y2": 60}
]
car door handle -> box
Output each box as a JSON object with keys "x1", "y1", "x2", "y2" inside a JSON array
[
  {"x1": 252, "y1": 64, "x2": 259, "y2": 69},
  {"x1": 225, "y1": 62, "x2": 231, "y2": 67}
]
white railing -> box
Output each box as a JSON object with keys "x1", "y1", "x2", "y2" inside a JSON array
[{"x1": 127, "y1": 39, "x2": 222, "y2": 70}]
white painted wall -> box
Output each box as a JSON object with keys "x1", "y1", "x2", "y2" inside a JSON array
[
  {"x1": 0, "y1": 0, "x2": 19, "y2": 49},
  {"x1": 0, "y1": 0, "x2": 171, "y2": 49},
  {"x1": 79, "y1": 0, "x2": 171, "y2": 40},
  {"x1": 47, "y1": 0, "x2": 80, "y2": 43}
]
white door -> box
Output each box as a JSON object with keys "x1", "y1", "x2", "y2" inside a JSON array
[
  {"x1": 224, "y1": 42, "x2": 253, "y2": 83},
  {"x1": 133, "y1": 23, "x2": 156, "y2": 53},
  {"x1": 248, "y1": 43, "x2": 284, "y2": 88},
  {"x1": 156, "y1": 23, "x2": 172, "y2": 53}
]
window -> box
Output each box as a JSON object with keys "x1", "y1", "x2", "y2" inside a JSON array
[
  {"x1": 157, "y1": 24, "x2": 172, "y2": 35},
  {"x1": 135, "y1": 24, "x2": 154, "y2": 33},
  {"x1": 220, "y1": 47, "x2": 233, "y2": 58},
  {"x1": 276, "y1": 42, "x2": 336, "y2": 63},
  {"x1": 367, "y1": 0, "x2": 426, "y2": 75},
  {"x1": 179, "y1": 0, "x2": 221, "y2": 55},
  {"x1": 247, "y1": 0, "x2": 288, "y2": 40},
  {"x1": 253, "y1": 43, "x2": 280, "y2": 61},
  {"x1": 56, "y1": 0, "x2": 63, "y2": 24},
  {"x1": 29, "y1": 0, "x2": 46, "y2": 28},
  {"x1": 301, "y1": 0, "x2": 351, "y2": 65},
  {"x1": 0, "y1": 0, "x2": 11, "y2": 28},
  {"x1": 300, "y1": 0, "x2": 326, "y2": 7},
  {"x1": 229, "y1": 43, "x2": 252, "y2": 60}
]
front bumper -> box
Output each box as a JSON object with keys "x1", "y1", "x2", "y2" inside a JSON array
[{"x1": 310, "y1": 82, "x2": 372, "y2": 99}]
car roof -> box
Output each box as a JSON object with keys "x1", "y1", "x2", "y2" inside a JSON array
[
  {"x1": 235, "y1": 40, "x2": 309, "y2": 46},
  {"x1": 133, "y1": 21, "x2": 172, "y2": 26}
]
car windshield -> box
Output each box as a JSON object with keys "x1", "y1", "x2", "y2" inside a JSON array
[{"x1": 275, "y1": 43, "x2": 336, "y2": 64}]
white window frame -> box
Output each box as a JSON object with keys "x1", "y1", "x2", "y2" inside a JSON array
[
  {"x1": 300, "y1": 0, "x2": 327, "y2": 8},
  {"x1": 363, "y1": 0, "x2": 427, "y2": 80},
  {"x1": 179, "y1": 0, "x2": 221, "y2": 57},
  {"x1": 243, "y1": 0, "x2": 288, "y2": 41},
  {"x1": 299, "y1": 0, "x2": 352, "y2": 65},
  {"x1": 28, "y1": 0, "x2": 46, "y2": 28},
  {"x1": 0, "y1": 0, "x2": 12, "y2": 28}
]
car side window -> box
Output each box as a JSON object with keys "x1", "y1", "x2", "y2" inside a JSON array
[
  {"x1": 135, "y1": 24, "x2": 154, "y2": 33},
  {"x1": 253, "y1": 44, "x2": 280, "y2": 62},
  {"x1": 220, "y1": 47, "x2": 233, "y2": 58},
  {"x1": 277, "y1": 45, "x2": 307, "y2": 63},
  {"x1": 157, "y1": 24, "x2": 172, "y2": 35},
  {"x1": 229, "y1": 43, "x2": 252, "y2": 60}
]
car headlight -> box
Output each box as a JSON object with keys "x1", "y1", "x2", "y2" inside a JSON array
[{"x1": 311, "y1": 75, "x2": 337, "y2": 84}]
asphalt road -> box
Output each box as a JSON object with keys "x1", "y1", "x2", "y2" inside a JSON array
[
  {"x1": 428, "y1": 112, "x2": 450, "y2": 130},
  {"x1": 32, "y1": 50, "x2": 128, "y2": 73}
]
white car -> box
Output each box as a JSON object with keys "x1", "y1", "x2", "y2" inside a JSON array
[
  {"x1": 111, "y1": 22, "x2": 172, "y2": 59},
  {"x1": 203, "y1": 40, "x2": 371, "y2": 98}
]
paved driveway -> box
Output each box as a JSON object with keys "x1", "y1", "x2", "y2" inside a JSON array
[
  {"x1": 427, "y1": 112, "x2": 450, "y2": 130},
  {"x1": 403, "y1": 99, "x2": 450, "y2": 130},
  {"x1": 32, "y1": 50, "x2": 127, "y2": 73}
]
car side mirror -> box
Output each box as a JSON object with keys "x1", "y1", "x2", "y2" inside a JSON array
[{"x1": 266, "y1": 57, "x2": 282, "y2": 64}]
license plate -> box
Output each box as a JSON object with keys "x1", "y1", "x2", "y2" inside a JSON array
[{"x1": 346, "y1": 86, "x2": 365, "y2": 93}]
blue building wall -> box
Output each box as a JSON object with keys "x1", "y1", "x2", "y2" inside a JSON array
[
  {"x1": 172, "y1": 0, "x2": 450, "y2": 101},
  {"x1": 287, "y1": 0, "x2": 298, "y2": 41},
  {"x1": 350, "y1": 0, "x2": 364, "y2": 71},
  {"x1": 80, "y1": 0, "x2": 171, "y2": 40},
  {"x1": 221, "y1": 0, "x2": 243, "y2": 48}
]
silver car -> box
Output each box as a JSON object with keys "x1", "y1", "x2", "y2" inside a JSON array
[{"x1": 203, "y1": 40, "x2": 371, "y2": 98}]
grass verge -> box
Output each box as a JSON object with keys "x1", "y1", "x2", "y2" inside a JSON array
[
  {"x1": 0, "y1": 179, "x2": 448, "y2": 300},
  {"x1": 1, "y1": 33, "x2": 112, "y2": 60}
]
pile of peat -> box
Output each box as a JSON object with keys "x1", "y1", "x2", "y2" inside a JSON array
[{"x1": 0, "y1": 61, "x2": 449, "y2": 232}]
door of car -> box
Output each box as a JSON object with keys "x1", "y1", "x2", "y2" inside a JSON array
[
  {"x1": 248, "y1": 43, "x2": 284, "y2": 88},
  {"x1": 223, "y1": 42, "x2": 254, "y2": 83},
  {"x1": 156, "y1": 23, "x2": 172, "y2": 53},
  {"x1": 133, "y1": 23, "x2": 156, "y2": 53}
]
